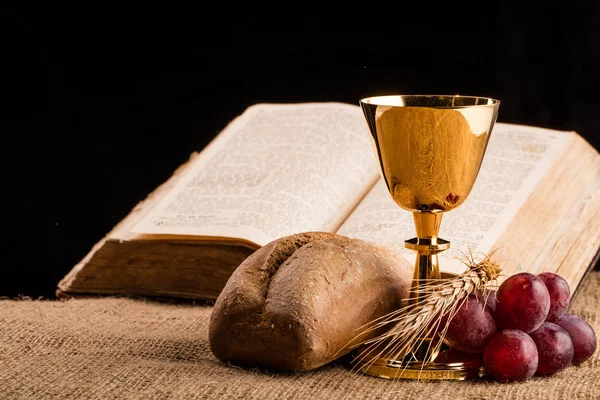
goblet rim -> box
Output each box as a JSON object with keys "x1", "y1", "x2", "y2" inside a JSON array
[{"x1": 360, "y1": 94, "x2": 500, "y2": 108}]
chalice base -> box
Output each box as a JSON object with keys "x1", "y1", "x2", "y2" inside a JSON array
[{"x1": 351, "y1": 345, "x2": 484, "y2": 381}]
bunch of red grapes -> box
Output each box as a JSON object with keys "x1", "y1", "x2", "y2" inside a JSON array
[{"x1": 441, "y1": 272, "x2": 597, "y2": 382}]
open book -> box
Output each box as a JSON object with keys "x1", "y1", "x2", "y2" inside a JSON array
[{"x1": 57, "y1": 103, "x2": 600, "y2": 301}]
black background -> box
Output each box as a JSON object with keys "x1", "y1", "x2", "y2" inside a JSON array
[{"x1": 3, "y1": 6, "x2": 600, "y2": 299}]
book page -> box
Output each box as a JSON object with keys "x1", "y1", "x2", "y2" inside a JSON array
[
  {"x1": 336, "y1": 123, "x2": 575, "y2": 274},
  {"x1": 132, "y1": 103, "x2": 380, "y2": 246}
]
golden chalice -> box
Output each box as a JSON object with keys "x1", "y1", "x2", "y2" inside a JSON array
[{"x1": 356, "y1": 94, "x2": 500, "y2": 380}]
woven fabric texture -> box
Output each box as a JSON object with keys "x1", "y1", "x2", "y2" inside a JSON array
[{"x1": 1, "y1": 272, "x2": 599, "y2": 399}]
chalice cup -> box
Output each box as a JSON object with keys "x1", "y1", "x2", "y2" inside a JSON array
[{"x1": 358, "y1": 94, "x2": 500, "y2": 380}]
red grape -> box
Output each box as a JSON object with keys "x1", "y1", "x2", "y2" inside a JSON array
[
  {"x1": 483, "y1": 329, "x2": 538, "y2": 382},
  {"x1": 555, "y1": 313, "x2": 597, "y2": 365},
  {"x1": 538, "y1": 272, "x2": 571, "y2": 322},
  {"x1": 495, "y1": 272, "x2": 550, "y2": 333},
  {"x1": 475, "y1": 289, "x2": 497, "y2": 312},
  {"x1": 529, "y1": 322, "x2": 574, "y2": 376},
  {"x1": 441, "y1": 294, "x2": 497, "y2": 353}
]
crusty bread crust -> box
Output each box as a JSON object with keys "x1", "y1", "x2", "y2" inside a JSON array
[{"x1": 208, "y1": 231, "x2": 413, "y2": 371}]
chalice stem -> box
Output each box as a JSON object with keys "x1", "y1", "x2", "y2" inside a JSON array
[
  {"x1": 404, "y1": 211, "x2": 450, "y2": 362},
  {"x1": 412, "y1": 252, "x2": 442, "y2": 304}
]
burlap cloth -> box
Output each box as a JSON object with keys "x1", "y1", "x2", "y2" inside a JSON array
[{"x1": 1, "y1": 273, "x2": 599, "y2": 399}]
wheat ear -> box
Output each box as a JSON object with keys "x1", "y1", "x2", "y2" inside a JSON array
[{"x1": 349, "y1": 250, "x2": 502, "y2": 374}]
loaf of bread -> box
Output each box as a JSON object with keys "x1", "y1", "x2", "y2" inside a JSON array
[{"x1": 208, "y1": 231, "x2": 413, "y2": 372}]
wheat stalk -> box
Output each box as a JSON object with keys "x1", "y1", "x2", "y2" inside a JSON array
[{"x1": 349, "y1": 250, "x2": 502, "y2": 375}]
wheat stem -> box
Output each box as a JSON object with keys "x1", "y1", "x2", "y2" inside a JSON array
[{"x1": 349, "y1": 250, "x2": 502, "y2": 375}]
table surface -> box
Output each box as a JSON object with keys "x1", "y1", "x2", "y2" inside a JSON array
[{"x1": 1, "y1": 272, "x2": 598, "y2": 399}]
